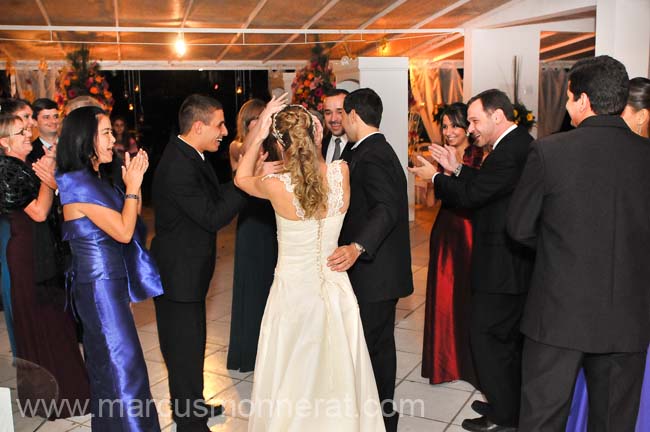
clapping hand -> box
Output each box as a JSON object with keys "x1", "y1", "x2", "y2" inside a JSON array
[
  {"x1": 122, "y1": 149, "x2": 149, "y2": 190},
  {"x1": 429, "y1": 144, "x2": 460, "y2": 173},
  {"x1": 32, "y1": 146, "x2": 57, "y2": 190},
  {"x1": 407, "y1": 155, "x2": 437, "y2": 180}
]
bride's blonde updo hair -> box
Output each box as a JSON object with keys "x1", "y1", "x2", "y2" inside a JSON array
[{"x1": 272, "y1": 105, "x2": 327, "y2": 219}]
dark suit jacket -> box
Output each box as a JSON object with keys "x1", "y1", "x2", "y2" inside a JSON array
[
  {"x1": 507, "y1": 116, "x2": 650, "y2": 353},
  {"x1": 340, "y1": 133, "x2": 413, "y2": 302},
  {"x1": 151, "y1": 136, "x2": 245, "y2": 302},
  {"x1": 434, "y1": 126, "x2": 534, "y2": 295},
  {"x1": 27, "y1": 137, "x2": 48, "y2": 164}
]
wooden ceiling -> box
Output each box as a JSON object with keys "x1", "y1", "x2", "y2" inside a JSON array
[{"x1": 0, "y1": 0, "x2": 596, "y2": 68}]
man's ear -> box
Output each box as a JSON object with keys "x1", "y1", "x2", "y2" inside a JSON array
[
  {"x1": 191, "y1": 120, "x2": 203, "y2": 135},
  {"x1": 579, "y1": 92, "x2": 591, "y2": 113}
]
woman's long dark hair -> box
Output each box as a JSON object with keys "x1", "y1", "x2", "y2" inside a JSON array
[{"x1": 57, "y1": 106, "x2": 123, "y2": 187}]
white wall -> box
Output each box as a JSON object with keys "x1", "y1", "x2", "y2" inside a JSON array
[{"x1": 464, "y1": 27, "x2": 541, "y2": 137}]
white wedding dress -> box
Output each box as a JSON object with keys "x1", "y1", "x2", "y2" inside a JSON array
[{"x1": 248, "y1": 161, "x2": 385, "y2": 432}]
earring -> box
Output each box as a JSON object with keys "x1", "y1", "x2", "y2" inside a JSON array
[{"x1": 466, "y1": 131, "x2": 470, "y2": 137}]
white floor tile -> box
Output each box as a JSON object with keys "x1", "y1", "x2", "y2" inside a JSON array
[
  {"x1": 395, "y1": 328, "x2": 425, "y2": 355},
  {"x1": 396, "y1": 351, "x2": 422, "y2": 380},
  {"x1": 204, "y1": 350, "x2": 253, "y2": 381},
  {"x1": 394, "y1": 380, "x2": 471, "y2": 423},
  {"x1": 450, "y1": 390, "x2": 486, "y2": 425},
  {"x1": 397, "y1": 414, "x2": 447, "y2": 432},
  {"x1": 211, "y1": 380, "x2": 254, "y2": 420}
]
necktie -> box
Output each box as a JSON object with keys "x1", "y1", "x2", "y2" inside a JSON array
[{"x1": 332, "y1": 137, "x2": 342, "y2": 161}]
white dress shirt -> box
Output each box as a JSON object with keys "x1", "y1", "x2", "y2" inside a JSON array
[{"x1": 325, "y1": 134, "x2": 348, "y2": 163}]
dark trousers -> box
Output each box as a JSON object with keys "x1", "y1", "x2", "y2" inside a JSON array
[
  {"x1": 154, "y1": 295, "x2": 208, "y2": 427},
  {"x1": 470, "y1": 292, "x2": 526, "y2": 426},
  {"x1": 520, "y1": 337, "x2": 646, "y2": 431},
  {"x1": 358, "y1": 299, "x2": 399, "y2": 432}
]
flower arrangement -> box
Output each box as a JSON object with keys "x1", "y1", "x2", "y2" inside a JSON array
[
  {"x1": 55, "y1": 46, "x2": 114, "y2": 112},
  {"x1": 291, "y1": 44, "x2": 336, "y2": 111},
  {"x1": 513, "y1": 102, "x2": 535, "y2": 130}
]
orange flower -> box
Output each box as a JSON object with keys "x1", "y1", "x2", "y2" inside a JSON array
[
  {"x1": 304, "y1": 80, "x2": 311, "y2": 86},
  {"x1": 64, "y1": 79, "x2": 70, "y2": 86},
  {"x1": 90, "y1": 87, "x2": 99, "y2": 95}
]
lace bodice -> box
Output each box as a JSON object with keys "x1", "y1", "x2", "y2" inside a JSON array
[{"x1": 262, "y1": 160, "x2": 345, "y2": 220}]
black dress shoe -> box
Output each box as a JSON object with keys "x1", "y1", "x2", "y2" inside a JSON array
[
  {"x1": 471, "y1": 400, "x2": 491, "y2": 416},
  {"x1": 200, "y1": 403, "x2": 224, "y2": 419},
  {"x1": 461, "y1": 416, "x2": 517, "y2": 432}
]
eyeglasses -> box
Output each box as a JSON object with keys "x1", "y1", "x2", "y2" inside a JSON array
[{"x1": 9, "y1": 128, "x2": 29, "y2": 137}]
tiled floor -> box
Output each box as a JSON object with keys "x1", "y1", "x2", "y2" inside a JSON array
[{"x1": 0, "y1": 205, "x2": 485, "y2": 431}]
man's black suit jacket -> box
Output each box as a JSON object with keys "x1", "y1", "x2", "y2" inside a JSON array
[
  {"x1": 508, "y1": 116, "x2": 650, "y2": 353},
  {"x1": 340, "y1": 133, "x2": 413, "y2": 302},
  {"x1": 27, "y1": 137, "x2": 47, "y2": 164},
  {"x1": 151, "y1": 136, "x2": 245, "y2": 302},
  {"x1": 434, "y1": 126, "x2": 534, "y2": 295}
]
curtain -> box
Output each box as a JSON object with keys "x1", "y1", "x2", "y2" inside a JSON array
[
  {"x1": 409, "y1": 61, "x2": 464, "y2": 144},
  {"x1": 13, "y1": 69, "x2": 58, "y2": 102},
  {"x1": 538, "y1": 68, "x2": 569, "y2": 138}
]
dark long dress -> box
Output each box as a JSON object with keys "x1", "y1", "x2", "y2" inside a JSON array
[
  {"x1": 421, "y1": 145, "x2": 483, "y2": 386},
  {"x1": 57, "y1": 168, "x2": 163, "y2": 431},
  {"x1": 1, "y1": 156, "x2": 90, "y2": 419},
  {"x1": 227, "y1": 196, "x2": 278, "y2": 372}
]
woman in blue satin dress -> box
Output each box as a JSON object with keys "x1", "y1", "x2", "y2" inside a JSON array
[{"x1": 56, "y1": 106, "x2": 163, "y2": 431}]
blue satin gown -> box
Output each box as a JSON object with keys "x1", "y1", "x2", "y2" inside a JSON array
[{"x1": 57, "y1": 169, "x2": 163, "y2": 431}]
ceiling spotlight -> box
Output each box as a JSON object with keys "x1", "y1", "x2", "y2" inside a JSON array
[
  {"x1": 175, "y1": 33, "x2": 187, "y2": 57},
  {"x1": 134, "y1": 84, "x2": 140, "y2": 93},
  {"x1": 128, "y1": 103, "x2": 134, "y2": 111},
  {"x1": 235, "y1": 83, "x2": 243, "y2": 94}
]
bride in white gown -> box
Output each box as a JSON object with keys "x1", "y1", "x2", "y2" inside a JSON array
[{"x1": 235, "y1": 95, "x2": 385, "y2": 432}]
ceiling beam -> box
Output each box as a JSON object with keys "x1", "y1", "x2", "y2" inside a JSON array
[
  {"x1": 399, "y1": 33, "x2": 463, "y2": 58},
  {"x1": 358, "y1": 0, "x2": 471, "y2": 56},
  {"x1": 113, "y1": 0, "x2": 121, "y2": 61},
  {"x1": 33, "y1": 0, "x2": 66, "y2": 56},
  {"x1": 262, "y1": 0, "x2": 341, "y2": 62},
  {"x1": 540, "y1": 33, "x2": 594, "y2": 53},
  {"x1": 543, "y1": 45, "x2": 594, "y2": 62},
  {"x1": 429, "y1": 46, "x2": 464, "y2": 62},
  {"x1": 466, "y1": 0, "x2": 595, "y2": 29},
  {"x1": 326, "y1": 0, "x2": 408, "y2": 56},
  {"x1": 215, "y1": 0, "x2": 269, "y2": 62},
  {"x1": 0, "y1": 25, "x2": 455, "y2": 35},
  {"x1": 180, "y1": 0, "x2": 195, "y2": 28}
]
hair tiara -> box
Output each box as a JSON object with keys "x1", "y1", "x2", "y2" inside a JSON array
[{"x1": 271, "y1": 104, "x2": 315, "y2": 148}]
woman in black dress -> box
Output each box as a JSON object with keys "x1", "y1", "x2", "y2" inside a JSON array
[
  {"x1": 227, "y1": 99, "x2": 279, "y2": 372},
  {"x1": 0, "y1": 113, "x2": 90, "y2": 419}
]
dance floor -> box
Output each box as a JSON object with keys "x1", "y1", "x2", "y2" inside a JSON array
[{"x1": 0, "y1": 205, "x2": 486, "y2": 431}]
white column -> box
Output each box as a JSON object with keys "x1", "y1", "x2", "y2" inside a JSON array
[
  {"x1": 596, "y1": 0, "x2": 650, "y2": 78},
  {"x1": 356, "y1": 57, "x2": 413, "y2": 220},
  {"x1": 464, "y1": 27, "x2": 541, "y2": 136}
]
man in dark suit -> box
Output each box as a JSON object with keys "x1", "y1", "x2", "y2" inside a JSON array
[
  {"x1": 151, "y1": 94, "x2": 245, "y2": 432},
  {"x1": 328, "y1": 88, "x2": 413, "y2": 432},
  {"x1": 410, "y1": 89, "x2": 533, "y2": 432},
  {"x1": 27, "y1": 98, "x2": 59, "y2": 164},
  {"x1": 321, "y1": 88, "x2": 350, "y2": 162},
  {"x1": 508, "y1": 55, "x2": 650, "y2": 431}
]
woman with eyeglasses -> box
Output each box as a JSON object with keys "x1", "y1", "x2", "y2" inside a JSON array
[
  {"x1": 0, "y1": 112, "x2": 90, "y2": 419},
  {"x1": 0, "y1": 98, "x2": 37, "y2": 358},
  {"x1": 227, "y1": 98, "x2": 281, "y2": 372}
]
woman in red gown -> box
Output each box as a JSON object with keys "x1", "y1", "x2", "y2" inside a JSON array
[{"x1": 421, "y1": 103, "x2": 484, "y2": 386}]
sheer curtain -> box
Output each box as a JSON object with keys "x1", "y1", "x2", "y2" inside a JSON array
[
  {"x1": 409, "y1": 61, "x2": 463, "y2": 144},
  {"x1": 13, "y1": 69, "x2": 58, "y2": 102},
  {"x1": 538, "y1": 68, "x2": 569, "y2": 138}
]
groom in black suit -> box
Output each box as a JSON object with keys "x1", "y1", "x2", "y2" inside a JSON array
[
  {"x1": 508, "y1": 56, "x2": 650, "y2": 431},
  {"x1": 410, "y1": 89, "x2": 533, "y2": 431},
  {"x1": 328, "y1": 88, "x2": 413, "y2": 432},
  {"x1": 151, "y1": 94, "x2": 245, "y2": 432}
]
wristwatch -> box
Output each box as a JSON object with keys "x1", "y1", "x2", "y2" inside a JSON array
[
  {"x1": 452, "y1": 164, "x2": 463, "y2": 177},
  {"x1": 352, "y1": 242, "x2": 366, "y2": 254}
]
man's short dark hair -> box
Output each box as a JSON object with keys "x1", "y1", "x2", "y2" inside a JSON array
[
  {"x1": 178, "y1": 94, "x2": 223, "y2": 134},
  {"x1": 568, "y1": 55, "x2": 629, "y2": 115},
  {"x1": 32, "y1": 98, "x2": 58, "y2": 118},
  {"x1": 324, "y1": 88, "x2": 349, "y2": 99},
  {"x1": 343, "y1": 88, "x2": 382, "y2": 128},
  {"x1": 467, "y1": 89, "x2": 515, "y2": 121}
]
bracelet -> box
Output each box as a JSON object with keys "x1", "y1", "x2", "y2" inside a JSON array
[{"x1": 125, "y1": 194, "x2": 140, "y2": 201}]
